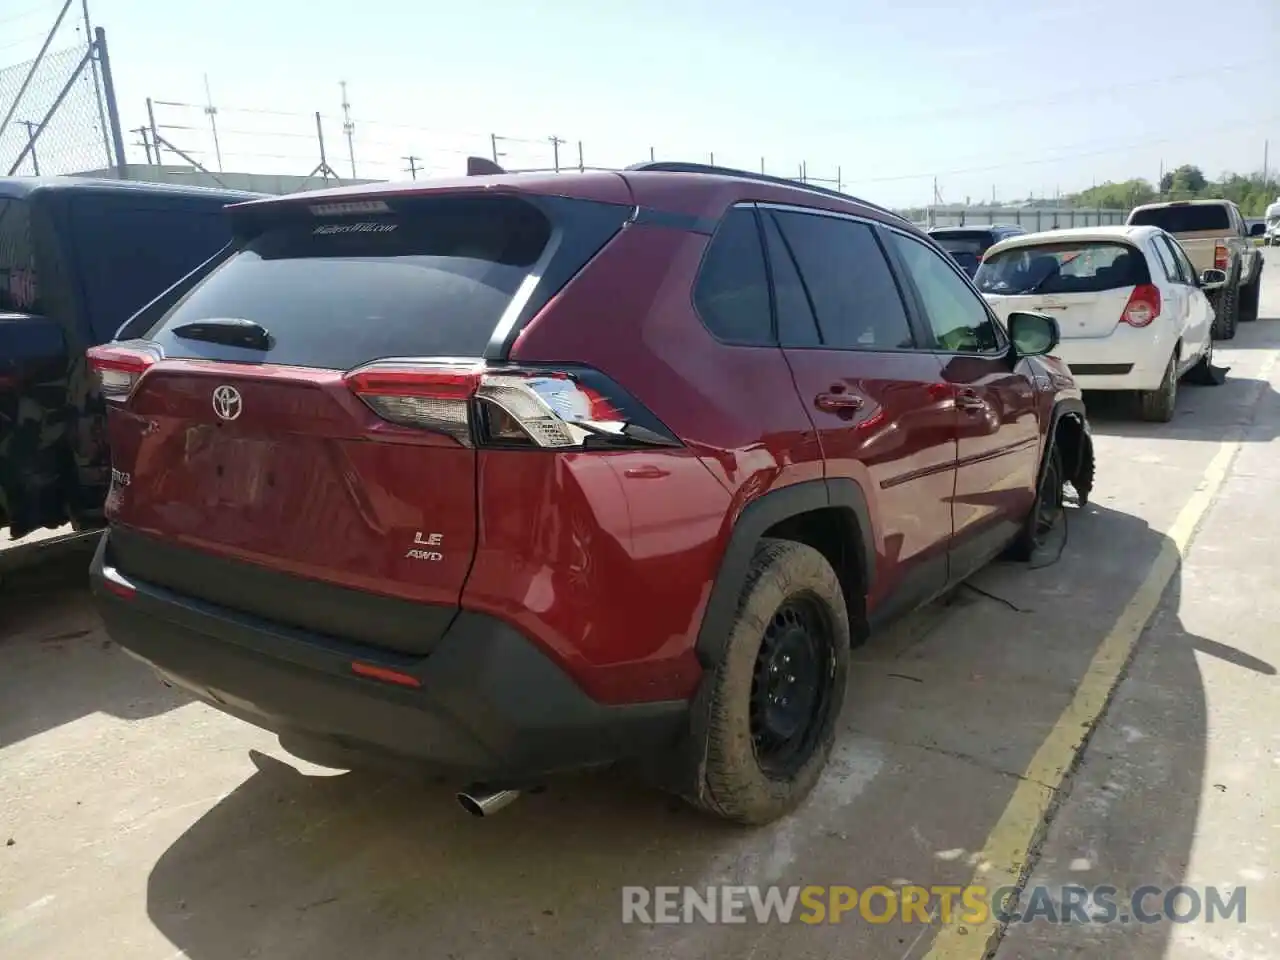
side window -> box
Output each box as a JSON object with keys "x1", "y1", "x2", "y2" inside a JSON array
[
  {"x1": 768, "y1": 210, "x2": 915, "y2": 350},
  {"x1": 886, "y1": 230, "x2": 1003, "y2": 353},
  {"x1": 762, "y1": 212, "x2": 820, "y2": 347},
  {"x1": 1151, "y1": 235, "x2": 1182, "y2": 283},
  {"x1": 693, "y1": 207, "x2": 773, "y2": 346},
  {"x1": 1170, "y1": 239, "x2": 1199, "y2": 285}
]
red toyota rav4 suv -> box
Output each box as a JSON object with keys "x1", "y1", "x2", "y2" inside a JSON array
[{"x1": 87, "y1": 162, "x2": 1094, "y2": 825}]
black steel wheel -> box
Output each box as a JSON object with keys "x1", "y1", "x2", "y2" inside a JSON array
[
  {"x1": 749, "y1": 596, "x2": 839, "y2": 780},
  {"x1": 686, "y1": 538, "x2": 851, "y2": 825}
]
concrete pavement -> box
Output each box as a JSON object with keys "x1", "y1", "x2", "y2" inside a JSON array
[{"x1": 2, "y1": 252, "x2": 1278, "y2": 959}]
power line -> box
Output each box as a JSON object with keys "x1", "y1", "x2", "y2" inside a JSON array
[{"x1": 845, "y1": 113, "x2": 1280, "y2": 186}]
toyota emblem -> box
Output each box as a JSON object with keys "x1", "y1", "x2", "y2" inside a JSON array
[{"x1": 212, "y1": 384, "x2": 243, "y2": 421}]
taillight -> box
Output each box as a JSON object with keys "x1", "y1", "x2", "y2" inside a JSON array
[
  {"x1": 344, "y1": 361, "x2": 483, "y2": 444},
  {"x1": 343, "y1": 360, "x2": 681, "y2": 450},
  {"x1": 1214, "y1": 244, "x2": 1229, "y2": 271},
  {"x1": 86, "y1": 341, "x2": 163, "y2": 400},
  {"x1": 1121, "y1": 284, "x2": 1161, "y2": 328}
]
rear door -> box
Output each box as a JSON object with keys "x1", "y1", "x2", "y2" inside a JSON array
[
  {"x1": 102, "y1": 191, "x2": 625, "y2": 656},
  {"x1": 760, "y1": 204, "x2": 955, "y2": 621},
  {"x1": 977, "y1": 239, "x2": 1149, "y2": 340},
  {"x1": 884, "y1": 227, "x2": 1040, "y2": 580}
]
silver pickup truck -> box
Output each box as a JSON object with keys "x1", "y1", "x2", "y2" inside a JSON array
[{"x1": 1127, "y1": 199, "x2": 1264, "y2": 340}]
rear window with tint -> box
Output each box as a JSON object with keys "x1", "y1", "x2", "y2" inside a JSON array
[
  {"x1": 930, "y1": 233, "x2": 991, "y2": 273},
  {"x1": 146, "y1": 195, "x2": 552, "y2": 369},
  {"x1": 975, "y1": 241, "x2": 1150, "y2": 295},
  {"x1": 930, "y1": 233, "x2": 992, "y2": 255},
  {"x1": 1128, "y1": 204, "x2": 1230, "y2": 233}
]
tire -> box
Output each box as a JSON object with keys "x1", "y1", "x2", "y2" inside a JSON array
[
  {"x1": 686, "y1": 538, "x2": 850, "y2": 825},
  {"x1": 1239, "y1": 275, "x2": 1260, "y2": 323},
  {"x1": 1212, "y1": 274, "x2": 1239, "y2": 341},
  {"x1": 1139, "y1": 351, "x2": 1179, "y2": 422},
  {"x1": 1007, "y1": 442, "x2": 1065, "y2": 561},
  {"x1": 1218, "y1": 276, "x2": 1239, "y2": 340}
]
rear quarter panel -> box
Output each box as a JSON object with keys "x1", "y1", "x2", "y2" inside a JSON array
[{"x1": 499, "y1": 219, "x2": 826, "y2": 703}]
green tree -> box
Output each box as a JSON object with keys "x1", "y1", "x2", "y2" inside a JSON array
[
  {"x1": 1165, "y1": 164, "x2": 1208, "y2": 196},
  {"x1": 1070, "y1": 179, "x2": 1156, "y2": 209}
]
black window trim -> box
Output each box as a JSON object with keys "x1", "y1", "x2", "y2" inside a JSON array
[
  {"x1": 881, "y1": 224, "x2": 1009, "y2": 358},
  {"x1": 753, "y1": 201, "x2": 928, "y2": 355}
]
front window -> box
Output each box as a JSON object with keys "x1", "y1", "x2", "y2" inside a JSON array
[{"x1": 975, "y1": 241, "x2": 1149, "y2": 296}]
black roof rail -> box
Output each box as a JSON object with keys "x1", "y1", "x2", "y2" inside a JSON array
[{"x1": 623, "y1": 161, "x2": 909, "y2": 224}]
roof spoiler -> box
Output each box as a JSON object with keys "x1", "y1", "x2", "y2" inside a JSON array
[{"x1": 467, "y1": 156, "x2": 507, "y2": 176}]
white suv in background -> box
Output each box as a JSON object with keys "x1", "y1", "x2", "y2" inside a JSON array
[{"x1": 975, "y1": 225, "x2": 1219, "y2": 422}]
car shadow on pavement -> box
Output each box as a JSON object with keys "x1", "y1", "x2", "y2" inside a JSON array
[
  {"x1": 0, "y1": 549, "x2": 189, "y2": 750},
  {"x1": 138, "y1": 503, "x2": 1266, "y2": 960}
]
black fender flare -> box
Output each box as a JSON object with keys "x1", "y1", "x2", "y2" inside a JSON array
[
  {"x1": 1044, "y1": 397, "x2": 1091, "y2": 490},
  {"x1": 693, "y1": 477, "x2": 873, "y2": 668}
]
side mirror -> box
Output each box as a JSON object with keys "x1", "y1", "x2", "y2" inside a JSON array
[
  {"x1": 1200, "y1": 268, "x2": 1228, "y2": 288},
  {"x1": 1249, "y1": 222, "x2": 1265, "y2": 237},
  {"x1": 1008, "y1": 311, "x2": 1059, "y2": 358}
]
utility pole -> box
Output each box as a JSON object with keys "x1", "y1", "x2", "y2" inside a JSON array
[
  {"x1": 577, "y1": 140, "x2": 584, "y2": 172},
  {"x1": 203, "y1": 74, "x2": 223, "y2": 172},
  {"x1": 133, "y1": 125, "x2": 153, "y2": 164},
  {"x1": 340, "y1": 81, "x2": 356, "y2": 179},
  {"x1": 548, "y1": 135, "x2": 564, "y2": 172},
  {"x1": 81, "y1": 0, "x2": 111, "y2": 168},
  {"x1": 709, "y1": 152, "x2": 715, "y2": 166},
  {"x1": 760, "y1": 157, "x2": 765, "y2": 174},
  {"x1": 403, "y1": 155, "x2": 421, "y2": 180},
  {"x1": 21, "y1": 121, "x2": 40, "y2": 175},
  {"x1": 491, "y1": 133, "x2": 499, "y2": 164}
]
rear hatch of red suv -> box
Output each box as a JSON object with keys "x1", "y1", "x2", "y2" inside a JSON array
[{"x1": 92, "y1": 184, "x2": 635, "y2": 657}]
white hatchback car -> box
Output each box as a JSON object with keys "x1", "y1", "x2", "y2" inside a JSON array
[{"x1": 975, "y1": 225, "x2": 1220, "y2": 422}]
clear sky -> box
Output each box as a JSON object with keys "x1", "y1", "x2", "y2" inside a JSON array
[{"x1": 3, "y1": 0, "x2": 1279, "y2": 207}]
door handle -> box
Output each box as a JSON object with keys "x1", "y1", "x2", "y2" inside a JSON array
[
  {"x1": 956, "y1": 391, "x2": 986, "y2": 412},
  {"x1": 814, "y1": 392, "x2": 864, "y2": 412}
]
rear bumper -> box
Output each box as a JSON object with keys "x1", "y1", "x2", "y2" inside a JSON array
[
  {"x1": 1054, "y1": 326, "x2": 1179, "y2": 392},
  {"x1": 89, "y1": 531, "x2": 687, "y2": 784}
]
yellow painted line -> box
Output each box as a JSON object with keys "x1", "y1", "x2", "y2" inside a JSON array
[{"x1": 924, "y1": 350, "x2": 1279, "y2": 960}]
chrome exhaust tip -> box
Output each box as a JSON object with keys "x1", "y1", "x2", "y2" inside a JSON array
[{"x1": 457, "y1": 786, "x2": 521, "y2": 817}]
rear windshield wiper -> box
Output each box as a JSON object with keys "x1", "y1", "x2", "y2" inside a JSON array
[{"x1": 172, "y1": 317, "x2": 272, "y2": 350}]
